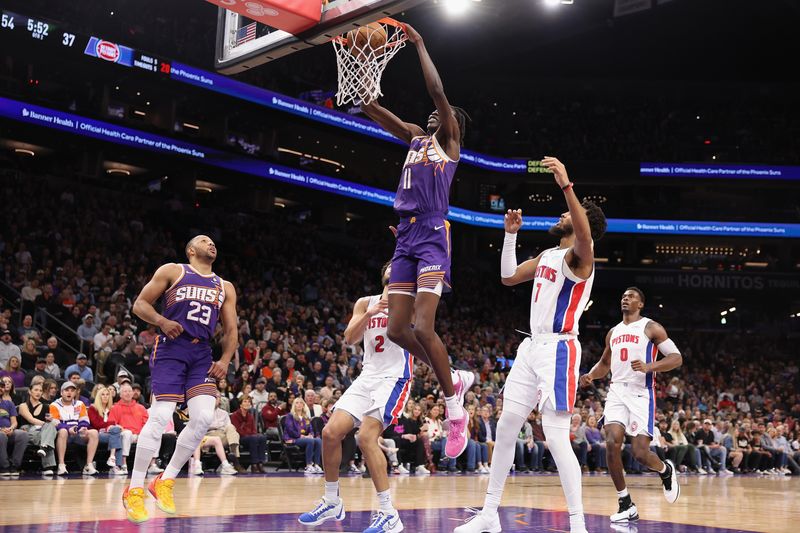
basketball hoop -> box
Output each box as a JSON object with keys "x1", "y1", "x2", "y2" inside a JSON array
[{"x1": 332, "y1": 18, "x2": 407, "y2": 106}]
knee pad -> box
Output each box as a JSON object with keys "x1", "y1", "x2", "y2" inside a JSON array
[
  {"x1": 189, "y1": 409, "x2": 215, "y2": 430},
  {"x1": 147, "y1": 401, "x2": 176, "y2": 434},
  {"x1": 182, "y1": 395, "x2": 217, "y2": 440}
]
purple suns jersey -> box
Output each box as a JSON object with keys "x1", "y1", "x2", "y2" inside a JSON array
[
  {"x1": 162, "y1": 264, "x2": 225, "y2": 342},
  {"x1": 393, "y1": 135, "x2": 459, "y2": 218}
]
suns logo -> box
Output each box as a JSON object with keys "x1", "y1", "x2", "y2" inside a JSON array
[
  {"x1": 404, "y1": 139, "x2": 445, "y2": 166},
  {"x1": 175, "y1": 286, "x2": 224, "y2": 306}
]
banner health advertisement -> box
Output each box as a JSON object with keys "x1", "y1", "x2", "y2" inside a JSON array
[
  {"x1": 641, "y1": 162, "x2": 800, "y2": 181},
  {"x1": 2, "y1": 96, "x2": 798, "y2": 238}
]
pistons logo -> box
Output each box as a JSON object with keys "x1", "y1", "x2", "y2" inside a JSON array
[
  {"x1": 631, "y1": 421, "x2": 638, "y2": 432},
  {"x1": 96, "y1": 40, "x2": 120, "y2": 62}
]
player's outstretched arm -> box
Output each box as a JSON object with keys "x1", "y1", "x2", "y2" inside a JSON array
[
  {"x1": 362, "y1": 101, "x2": 425, "y2": 144},
  {"x1": 633, "y1": 321, "x2": 683, "y2": 374},
  {"x1": 133, "y1": 263, "x2": 184, "y2": 339},
  {"x1": 580, "y1": 329, "x2": 612, "y2": 387},
  {"x1": 344, "y1": 296, "x2": 388, "y2": 345},
  {"x1": 210, "y1": 280, "x2": 239, "y2": 380},
  {"x1": 500, "y1": 209, "x2": 542, "y2": 286},
  {"x1": 543, "y1": 157, "x2": 593, "y2": 267},
  {"x1": 403, "y1": 24, "x2": 460, "y2": 156}
]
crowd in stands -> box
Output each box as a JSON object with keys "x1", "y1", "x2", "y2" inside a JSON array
[{"x1": 0, "y1": 170, "x2": 797, "y2": 480}]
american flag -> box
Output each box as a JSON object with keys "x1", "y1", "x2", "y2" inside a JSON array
[{"x1": 235, "y1": 22, "x2": 257, "y2": 46}]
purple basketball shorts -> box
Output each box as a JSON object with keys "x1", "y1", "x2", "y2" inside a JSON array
[
  {"x1": 388, "y1": 212, "x2": 452, "y2": 296},
  {"x1": 149, "y1": 335, "x2": 218, "y2": 403}
]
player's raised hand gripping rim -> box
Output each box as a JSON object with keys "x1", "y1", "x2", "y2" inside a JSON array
[
  {"x1": 504, "y1": 209, "x2": 523, "y2": 234},
  {"x1": 401, "y1": 23, "x2": 423, "y2": 45}
]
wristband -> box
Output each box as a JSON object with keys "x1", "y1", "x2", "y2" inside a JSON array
[{"x1": 561, "y1": 182, "x2": 574, "y2": 191}]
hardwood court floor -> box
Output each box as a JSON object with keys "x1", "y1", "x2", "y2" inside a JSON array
[{"x1": 0, "y1": 471, "x2": 796, "y2": 532}]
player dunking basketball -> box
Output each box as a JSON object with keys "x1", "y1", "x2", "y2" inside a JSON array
[
  {"x1": 579, "y1": 287, "x2": 682, "y2": 523},
  {"x1": 122, "y1": 235, "x2": 238, "y2": 523},
  {"x1": 298, "y1": 262, "x2": 411, "y2": 533},
  {"x1": 455, "y1": 158, "x2": 606, "y2": 533},
  {"x1": 362, "y1": 24, "x2": 474, "y2": 460}
]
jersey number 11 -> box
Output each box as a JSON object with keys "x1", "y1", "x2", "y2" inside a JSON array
[{"x1": 402, "y1": 168, "x2": 412, "y2": 190}]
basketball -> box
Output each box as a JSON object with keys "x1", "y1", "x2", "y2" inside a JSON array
[{"x1": 348, "y1": 22, "x2": 387, "y2": 56}]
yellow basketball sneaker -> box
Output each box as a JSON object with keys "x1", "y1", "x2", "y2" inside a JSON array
[
  {"x1": 122, "y1": 486, "x2": 149, "y2": 523},
  {"x1": 148, "y1": 473, "x2": 177, "y2": 514}
]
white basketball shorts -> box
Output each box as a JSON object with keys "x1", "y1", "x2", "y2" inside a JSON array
[
  {"x1": 602, "y1": 382, "x2": 656, "y2": 437},
  {"x1": 333, "y1": 373, "x2": 411, "y2": 429},
  {"x1": 502, "y1": 334, "x2": 581, "y2": 417}
]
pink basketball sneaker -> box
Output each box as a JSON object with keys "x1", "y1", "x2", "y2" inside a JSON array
[{"x1": 445, "y1": 370, "x2": 475, "y2": 459}]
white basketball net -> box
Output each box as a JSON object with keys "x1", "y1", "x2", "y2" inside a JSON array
[{"x1": 332, "y1": 19, "x2": 407, "y2": 106}]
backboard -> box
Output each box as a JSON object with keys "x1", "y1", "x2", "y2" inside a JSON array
[{"x1": 215, "y1": 0, "x2": 428, "y2": 74}]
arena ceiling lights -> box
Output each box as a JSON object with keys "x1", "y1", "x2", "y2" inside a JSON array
[{"x1": 440, "y1": 0, "x2": 480, "y2": 16}]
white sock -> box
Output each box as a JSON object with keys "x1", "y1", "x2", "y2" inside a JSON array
[
  {"x1": 617, "y1": 488, "x2": 629, "y2": 498},
  {"x1": 163, "y1": 443, "x2": 195, "y2": 479},
  {"x1": 444, "y1": 395, "x2": 462, "y2": 418},
  {"x1": 324, "y1": 481, "x2": 340, "y2": 503},
  {"x1": 569, "y1": 511, "x2": 586, "y2": 529},
  {"x1": 377, "y1": 489, "x2": 394, "y2": 513},
  {"x1": 484, "y1": 409, "x2": 527, "y2": 513},
  {"x1": 130, "y1": 447, "x2": 157, "y2": 489},
  {"x1": 658, "y1": 462, "x2": 667, "y2": 474}
]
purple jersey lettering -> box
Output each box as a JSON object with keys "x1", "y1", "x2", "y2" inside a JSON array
[
  {"x1": 393, "y1": 135, "x2": 459, "y2": 218},
  {"x1": 162, "y1": 264, "x2": 224, "y2": 342}
]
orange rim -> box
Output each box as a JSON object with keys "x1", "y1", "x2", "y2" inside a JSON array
[{"x1": 332, "y1": 17, "x2": 407, "y2": 46}]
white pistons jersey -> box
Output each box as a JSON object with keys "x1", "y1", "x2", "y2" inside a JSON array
[
  {"x1": 361, "y1": 295, "x2": 413, "y2": 379},
  {"x1": 609, "y1": 317, "x2": 657, "y2": 390},
  {"x1": 530, "y1": 247, "x2": 594, "y2": 336}
]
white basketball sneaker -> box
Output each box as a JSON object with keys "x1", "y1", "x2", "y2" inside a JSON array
[
  {"x1": 298, "y1": 498, "x2": 346, "y2": 526},
  {"x1": 453, "y1": 508, "x2": 501, "y2": 533},
  {"x1": 660, "y1": 459, "x2": 680, "y2": 504},
  {"x1": 610, "y1": 497, "x2": 639, "y2": 522},
  {"x1": 363, "y1": 510, "x2": 404, "y2": 532}
]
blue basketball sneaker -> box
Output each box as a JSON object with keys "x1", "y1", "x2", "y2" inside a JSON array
[
  {"x1": 363, "y1": 510, "x2": 404, "y2": 532},
  {"x1": 297, "y1": 498, "x2": 345, "y2": 526}
]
